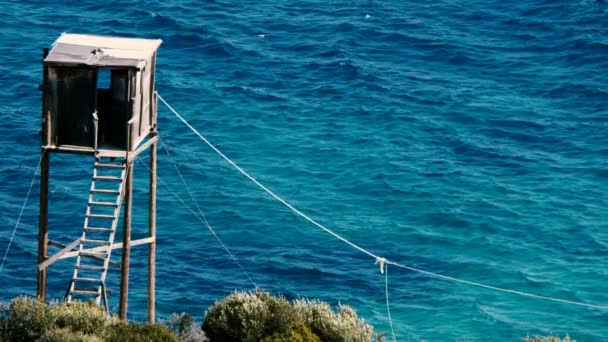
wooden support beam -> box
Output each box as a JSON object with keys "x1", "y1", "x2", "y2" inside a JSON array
[
  {"x1": 96, "y1": 149, "x2": 127, "y2": 158},
  {"x1": 119, "y1": 162, "x2": 134, "y2": 320},
  {"x1": 48, "y1": 240, "x2": 67, "y2": 249},
  {"x1": 43, "y1": 145, "x2": 96, "y2": 155},
  {"x1": 147, "y1": 140, "x2": 157, "y2": 324},
  {"x1": 38, "y1": 239, "x2": 81, "y2": 271},
  {"x1": 129, "y1": 134, "x2": 158, "y2": 162},
  {"x1": 37, "y1": 48, "x2": 50, "y2": 302},
  {"x1": 37, "y1": 148, "x2": 49, "y2": 301}
]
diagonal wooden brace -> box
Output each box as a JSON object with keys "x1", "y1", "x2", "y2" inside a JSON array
[
  {"x1": 38, "y1": 239, "x2": 81, "y2": 271},
  {"x1": 39, "y1": 237, "x2": 155, "y2": 271}
]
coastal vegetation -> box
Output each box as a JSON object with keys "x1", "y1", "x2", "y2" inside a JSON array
[
  {"x1": 0, "y1": 291, "x2": 373, "y2": 341},
  {"x1": 0, "y1": 297, "x2": 176, "y2": 341},
  {"x1": 0, "y1": 294, "x2": 574, "y2": 341},
  {"x1": 202, "y1": 291, "x2": 373, "y2": 341},
  {"x1": 523, "y1": 336, "x2": 572, "y2": 342}
]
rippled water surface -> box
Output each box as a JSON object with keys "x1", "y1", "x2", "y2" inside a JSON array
[{"x1": 1, "y1": 0, "x2": 607, "y2": 340}]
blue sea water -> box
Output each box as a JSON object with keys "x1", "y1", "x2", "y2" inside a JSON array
[{"x1": 1, "y1": 0, "x2": 607, "y2": 340}]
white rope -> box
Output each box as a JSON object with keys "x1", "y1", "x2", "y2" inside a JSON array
[
  {"x1": 384, "y1": 263, "x2": 397, "y2": 342},
  {"x1": 156, "y1": 93, "x2": 608, "y2": 311},
  {"x1": 0, "y1": 154, "x2": 42, "y2": 274},
  {"x1": 386, "y1": 260, "x2": 608, "y2": 310},
  {"x1": 136, "y1": 157, "x2": 258, "y2": 289},
  {"x1": 158, "y1": 139, "x2": 258, "y2": 289},
  {"x1": 376, "y1": 257, "x2": 386, "y2": 274},
  {"x1": 157, "y1": 93, "x2": 380, "y2": 260},
  {"x1": 165, "y1": 44, "x2": 210, "y2": 53}
]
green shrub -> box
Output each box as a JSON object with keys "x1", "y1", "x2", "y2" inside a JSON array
[
  {"x1": 255, "y1": 291, "x2": 299, "y2": 336},
  {"x1": 203, "y1": 291, "x2": 272, "y2": 342},
  {"x1": 39, "y1": 327, "x2": 102, "y2": 342},
  {"x1": 0, "y1": 297, "x2": 176, "y2": 342},
  {"x1": 523, "y1": 336, "x2": 573, "y2": 342},
  {"x1": 0, "y1": 296, "x2": 54, "y2": 341},
  {"x1": 261, "y1": 324, "x2": 321, "y2": 342},
  {"x1": 203, "y1": 291, "x2": 373, "y2": 342},
  {"x1": 50, "y1": 301, "x2": 111, "y2": 336},
  {"x1": 103, "y1": 322, "x2": 179, "y2": 342},
  {"x1": 292, "y1": 299, "x2": 373, "y2": 342},
  {"x1": 0, "y1": 297, "x2": 112, "y2": 341},
  {"x1": 163, "y1": 313, "x2": 207, "y2": 342},
  {"x1": 164, "y1": 312, "x2": 194, "y2": 335}
]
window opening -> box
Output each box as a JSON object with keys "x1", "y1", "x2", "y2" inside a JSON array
[{"x1": 97, "y1": 69, "x2": 111, "y2": 89}]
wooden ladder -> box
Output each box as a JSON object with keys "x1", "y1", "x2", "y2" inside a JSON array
[{"x1": 65, "y1": 154, "x2": 127, "y2": 310}]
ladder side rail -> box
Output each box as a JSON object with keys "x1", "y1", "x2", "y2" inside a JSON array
[
  {"x1": 67, "y1": 176, "x2": 96, "y2": 303},
  {"x1": 68, "y1": 157, "x2": 127, "y2": 306},
  {"x1": 99, "y1": 167, "x2": 126, "y2": 286}
]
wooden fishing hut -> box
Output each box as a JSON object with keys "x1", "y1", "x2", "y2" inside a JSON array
[{"x1": 36, "y1": 33, "x2": 161, "y2": 322}]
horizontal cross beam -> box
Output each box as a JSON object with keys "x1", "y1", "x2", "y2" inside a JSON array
[
  {"x1": 59, "y1": 237, "x2": 155, "y2": 260},
  {"x1": 38, "y1": 237, "x2": 155, "y2": 271}
]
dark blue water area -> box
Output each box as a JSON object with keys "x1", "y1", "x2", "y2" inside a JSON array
[{"x1": 1, "y1": 0, "x2": 607, "y2": 340}]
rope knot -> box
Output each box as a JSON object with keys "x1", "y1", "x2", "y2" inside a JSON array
[{"x1": 375, "y1": 257, "x2": 387, "y2": 274}]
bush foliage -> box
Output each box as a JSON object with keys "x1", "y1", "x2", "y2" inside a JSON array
[
  {"x1": 523, "y1": 336, "x2": 573, "y2": 342},
  {"x1": 203, "y1": 291, "x2": 374, "y2": 342},
  {"x1": 0, "y1": 296, "x2": 57, "y2": 341},
  {"x1": 162, "y1": 313, "x2": 208, "y2": 342},
  {"x1": 0, "y1": 297, "x2": 178, "y2": 342},
  {"x1": 0, "y1": 293, "x2": 376, "y2": 342},
  {"x1": 103, "y1": 322, "x2": 178, "y2": 342},
  {"x1": 40, "y1": 327, "x2": 102, "y2": 342},
  {"x1": 50, "y1": 301, "x2": 109, "y2": 336},
  {"x1": 0, "y1": 294, "x2": 581, "y2": 342},
  {"x1": 261, "y1": 324, "x2": 321, "y2": 342}
]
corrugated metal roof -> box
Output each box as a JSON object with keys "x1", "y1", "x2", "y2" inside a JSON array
[{"x1": 44, "y1": 33, "x2": 162, "y2": 69}]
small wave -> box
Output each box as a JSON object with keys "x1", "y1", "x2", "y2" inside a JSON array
[
  {"x1": 304, "y1": 59, "x2": 362, "y2": 81},
  {"x1": 487, "y1": 118, "x2": 546, "y2": 132},
  {"x1": 446, "y1": 136, "x2": 527, "y2": 169},
  {"x1": 545, "y1": 82, "x2": 608, "y2": 101},
  {"x1": 447, "y1": 51, "x2": 476, "y2": 66},
  {"x1": 516, "y1": 270, "x2": 552, "y2": 287},
  {"x1": 218, "y1": 85, "x2": 287, "y2": 102}
]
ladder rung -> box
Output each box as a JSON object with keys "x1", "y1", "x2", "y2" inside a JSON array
[
  {"x1": 91, "y1": 189, "x2": 120, "y2": 194},
  {"x1": 87, "y1": 214, "x2": 115, "y2": 219},
  {"x1": 82, "y1": 238, "x2": 111, "y2": 245},
  {"x1": 74, "y1": 277, "x2": 102, "y2": 283},
  {"x1": 80, "y1": 251, "x2": 108, "y2": 257},
  {"x1": 72, "y1": 289, "x2": 99, "y2": 295},
  {"x1": 89, "y1": 201, "x2": 118, "y2": 207},
  {"x1": 95, "y1": 163, "x2": 125, "y2": 169},
  {"x1": 96, "y1": 150, "x2": 126, "y2": 158},
  {"x1": 93, "y1": 175, "x2": 122, "y2": 181},
  {"x1": 77, "y1": 265, "x2": 105, "y2": 271},
  {"x1": 84, "y1": 227, "x2": 113, "y2": 232},
  {"x1": 67, "y1": 159, "x2": 124, "y2": 301}
]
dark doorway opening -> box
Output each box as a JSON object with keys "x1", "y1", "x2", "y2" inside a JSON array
[{"x1": 97, "y1": 69, "x2": 128, "y2": 149}]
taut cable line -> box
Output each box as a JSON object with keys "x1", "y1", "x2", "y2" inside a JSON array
[
  {"x1": 158, "y1": 138, "x2": 258, "y2": 289},
  {"x1": 384, "y1": 263, "x2": 397, "y2": 342},
  {"x1": 156, "y1": 94, "x2": 379, "y2": 260},
  {"x1": 135, "y1": 157, "x2": 258, "y2": 289},
  {"x1": 156, "y1": 92, "x2": 608, "y2": 311},
  {"x1": 0, "y1": 154, "x2": 42, "y2": 274}
]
